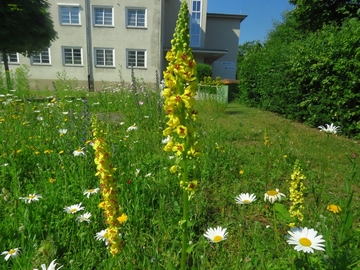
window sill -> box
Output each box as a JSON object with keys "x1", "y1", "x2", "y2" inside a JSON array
[
  {"x1": 126, "y1": 26, "x2": 147, "y2": 29},
  {"x1": 60, "y1": 24, "x2": 82, "y2": 26},
  {"x1": 93, "y1": 25, "x2": 115, "y2": 28},
  {"x1": 95, "y1": 66, "x2": 116, "y2": 68}
]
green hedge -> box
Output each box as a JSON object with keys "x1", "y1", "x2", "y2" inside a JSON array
[
  {"x1": 196, "y1": 63, "x2": 212, "y2": 82},
  {"x1": 238, "y1": 18, "x2": 360, "y2": 138}
]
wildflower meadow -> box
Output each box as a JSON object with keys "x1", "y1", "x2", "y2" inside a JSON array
[{"x1": 1, "y1": 3, "x2": 360, "y2": 270}]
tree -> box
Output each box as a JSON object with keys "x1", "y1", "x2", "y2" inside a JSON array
[
  {"x1": 0, "y1": 0, "x2": 57, "y2": 90},
  {"x1": 288, "y1": 0, "x2": 360, "y2": 33},
  {"x1": 237, "y1": 41, "x2": 262, "y2": 76}
]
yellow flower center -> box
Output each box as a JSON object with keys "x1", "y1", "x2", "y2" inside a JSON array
[
  {"x1": 213, "y1": 235, "x2": 223, "y2": 242},
  {"x1": 9, "y1": 249, "x2": 15, "y2": 254},
  {"x1": 70, "y1": 208, "x2": 77, "y2": 213},
  {"x1": 28, "y1": 195, "x2": 35, "y2": 199},
  {"x1": 243, "y1": 199, "x2": 250, "y2": 203},
  {"x1": 267, "y1": 190, "x2": 278, "y2": 196},
  {"x1": 88, "y1": 189, "x2": 94, "y2": 193},
  {"x1": 299, "y1": 237, "x2": 312, "y2": 247}
]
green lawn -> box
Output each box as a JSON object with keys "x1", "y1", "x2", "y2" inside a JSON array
[{"x1": 0, "y1": 87, "x2": 359, "y2": 269}]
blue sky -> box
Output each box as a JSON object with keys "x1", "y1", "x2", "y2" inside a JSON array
[{"x1": 207, "y1": 0, "x2": 294, "y2": 44}]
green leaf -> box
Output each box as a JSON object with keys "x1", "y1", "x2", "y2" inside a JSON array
[{"x1": 274, "y1": 203, "x2": 294, "y2": 223}]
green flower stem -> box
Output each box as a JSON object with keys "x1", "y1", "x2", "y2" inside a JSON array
[
  {"x1": 180, "y1": 136, "x2": 189, "y2": 270},
  {"x1": 180, "y1": 187, "x2": 189, "y2": 270},
  {"x1": 272, "y1": 205, "x2": 279, "y2": 254}
]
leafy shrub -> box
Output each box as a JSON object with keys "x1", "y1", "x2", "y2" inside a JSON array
[
  {"x1": 196, "y1": 63, "x2": 212, "y2": 82},
  {"x1": 287, "y1": 18, "x2": 360, "y2": 137},
  {"x1": 237, "y1": 16, "x2": 360, "y2": 137}
]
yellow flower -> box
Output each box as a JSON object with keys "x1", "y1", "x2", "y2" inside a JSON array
[
  {"x1": 59, "y1": 150, "x2": 64, "y2": 154},
  {"x1": 49, "y1": 178, "x2": 56, "y2": 183},
  {"x1": 283, "y1": 155, "x2": 288, "y2": 159},
  {"x1": 239, "y1": 170, "x2": 244, "y2": 175},
  {"x1": 117, "y1": 214, "x2": 128, "y2": 224},
  {"x1": 176, "y1": 125, "x2": 188, "y2": 138},
  {"x1": 98, "y1": 201, "x2": 105, "y2": 209},
  {"x1": 327, "y1": 204, "x2": 341, "y2": 214},
  {"x1": 170, "y1": 165, "x2": 177, "y2": 173}
]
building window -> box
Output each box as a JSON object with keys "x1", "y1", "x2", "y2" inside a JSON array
[
  {"x1": 93, "y1": 7, "x2": 113, "y2": 26},
  {"x1": 59, "y1": 5, "x2": 80, "y2": 25},
  {"x1": 0, "y1": 52, "x2": 19, "y2": 64},
  {"x1": 126, "y1": 8, "x2": 146, "y2": 28},
  {"x1": 190, "y1": 0, "x2": 201, "y2": 47},
  {"x1": 127, "y1": 49, "x2": 146, "y2": 68},
  {"x1": 95, "y1": 48, "x2": 114, "y2": 67},
  {"x1": 31, "y1": 49, "x2": 51, "y2": 65},
  {"x1": 62, "y1": 47, "x2": 82, "y2": 65}
]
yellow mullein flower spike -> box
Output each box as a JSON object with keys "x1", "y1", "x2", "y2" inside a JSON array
[
  {"x1": 288, "y1": 160, "x2": 306, "y2": 223},
  {"x1": 92, "y1": 115, "x2": 126, "y2": 256}
]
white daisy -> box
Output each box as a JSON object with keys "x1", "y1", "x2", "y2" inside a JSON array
[
  {"x1": 145, "y1": 173, "x2": 152, "y2": 178},
  {"x1": 73, "y1": 148, "x2": 85, "y2": 156},
  {"x1": 76, "y1": 212, "x2": 91, "y2": 223},
  {"x1": 287, "y1": 227, "x2": 325, "y2": 253},
  {"x1": 64, "y1": 202, "x2": 85, "y2": 214},
  {"x1": 1, "y1": 248, "x2": 21, "y2": 261},
  {"x1": 126, "y1": 123, "x2": 138, "y2": 132},
  {"x1": 58, "y1": 129, "x2": 68, "y2": 135},
  {"x1": 135, "y1": 168, "x2": 140, "y2": 177},
  {"x1": 162, "y1": 135, "x2": 171, "y2": 144},
  {"x1": 235, "y1": 193, "x2": 256, "y2": 204},
  {"x1": 203, "y1": 226, "x2": 228, "y2": 243},
  {"x1": 95, "y1": 229, "x2": 109, "y2": 245},
  {"x1": 19, "y1": 194, "x2": 42, "y2": 204},
  {"x1": 34, "y1": 259, "x2": 63, "y2": 270},
  {"x1": 37, "y1": 116, "x2": 44, "y2": 121},
  {"x1": 83, "y1": 188, "x2": 100, "y2": 198},
  {"x1": 264, "y1": 188, "x2": 286, "y2": 204},
  {"x1": 318, "y1": 123, "x2": 340, "y2": 134}
]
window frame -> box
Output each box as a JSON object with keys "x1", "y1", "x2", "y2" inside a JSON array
[
  {"x1": 93, "y1": 6, "x2": 114, "y2": 27},
  {"x1": 62, "y1": 47, "x2": 83, "y2": 66},
  {"x1": 30, "y1": 49, "x2": 51, "y2": 65},
  {"x1": 94, "y1": 48, "x2": 115, "y2": 68},
  {"x1": 126, "y1": 49, "x2": 146, "y2": 69},
  {"x1": 0, "y1": 52, "x2": 19, "y2": 64},
  {"x1": 58, "y1": 4, "x2": 81, "y2": 26},
  {"x1": 126, "y1": 7, "x2": 147, "y2": 28},
  {"x1": 190, "y1": 0, "x2": 202, "y2": 48}
]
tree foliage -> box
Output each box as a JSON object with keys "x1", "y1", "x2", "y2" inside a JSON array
[
  {"x1": 288, "y1": 0, "x2": 360, "y2": 32},
  {"x1": 0, "y1": 0, "x2": 57, "y2": 90},
  {"x1": 0, "y1": 0, "x2": 57, "y2": 56}
]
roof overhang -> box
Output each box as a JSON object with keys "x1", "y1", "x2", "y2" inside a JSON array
[
  {"x1": 207, "y1": 13, "x2": 247, "y2": 22},
  {"x1": 163, "y1": 47, "x2": 228, "y2": 63}
]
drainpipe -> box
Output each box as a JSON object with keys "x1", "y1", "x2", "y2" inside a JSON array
[{"x1": 85, "y1": 0, "x2": 94, "y2": 91}]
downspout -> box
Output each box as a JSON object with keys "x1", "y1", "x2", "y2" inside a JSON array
[{"x1": 85, "y1": 0, "x2": 94, "y2": 91}]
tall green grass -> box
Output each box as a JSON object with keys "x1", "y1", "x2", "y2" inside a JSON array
[{"x1": 0, "y1": 77, "x2": 359, "y2": 269}]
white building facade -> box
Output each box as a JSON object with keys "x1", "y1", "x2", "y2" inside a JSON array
[{"x1": 2, "y1": 0, "x2": 246, "y2": 89}]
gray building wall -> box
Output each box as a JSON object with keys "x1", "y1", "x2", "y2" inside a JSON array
[{"x1": 2, "y1": 0, "x2": 246, "y2": 89}]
